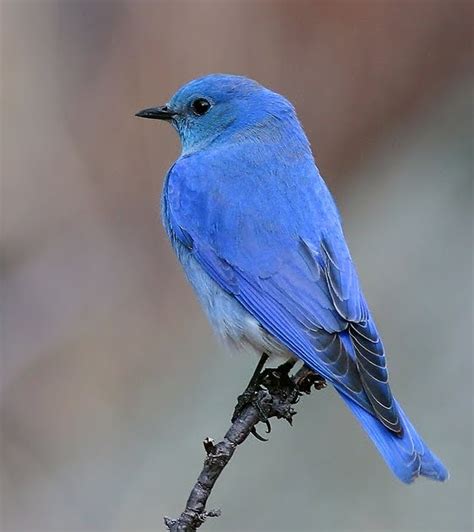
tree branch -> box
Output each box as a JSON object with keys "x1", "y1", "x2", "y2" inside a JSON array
[{"x1": 164, "y1": 361, "x2": 325, "y2": 531}]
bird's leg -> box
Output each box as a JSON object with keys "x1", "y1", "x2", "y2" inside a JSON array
[
  {"x1": 231, "y1": 352, "x2": 269, "y2": 424},
  {"x1": 260, "y1": 358, "x2": 297, "y2": 389},
  {"x1": 246, "y1": 352, "x2": 270, "y2": 390}
]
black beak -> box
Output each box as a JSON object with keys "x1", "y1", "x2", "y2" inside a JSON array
[{"x1": 135, "y1": 105, "x2": 176, "y2": 120}]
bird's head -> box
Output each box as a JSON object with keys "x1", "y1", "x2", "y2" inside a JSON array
[{"x1": 136, "y1": 74, "x2": 299, "y2": 154}]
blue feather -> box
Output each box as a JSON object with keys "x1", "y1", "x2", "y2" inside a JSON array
[
  {"x1": 145, "y1": 73, "x2": 448, "y2": 483},
  {"x1": 340, "y1": 394, "x2": 449, "y2": 483}
]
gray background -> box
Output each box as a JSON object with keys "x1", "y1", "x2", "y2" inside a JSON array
[{"x1": 1, "y1": 1, "x2": 472, "y2": 531}]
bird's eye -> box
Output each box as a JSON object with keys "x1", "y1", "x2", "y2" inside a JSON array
[{"x1": 191, "y1": 98, "x2": 211, "y2": 116}]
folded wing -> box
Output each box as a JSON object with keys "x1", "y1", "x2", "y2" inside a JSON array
[{"x1": 164, "y1": 157, "x2": 402, "y2": 435}]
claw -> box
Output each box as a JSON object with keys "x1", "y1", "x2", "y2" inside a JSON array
[
  {"x1": 295, "y1": 368, "x2": 327, "y2": 394},
  {"x1": 263, "y1": 418, "x2": 272, "y2": 434},
  {"x1": 250, "y1": 426, "x2": 269, "y2": 442},
  {"x1": 313, "y1": 378, "x2": 327, "y2": 391}
]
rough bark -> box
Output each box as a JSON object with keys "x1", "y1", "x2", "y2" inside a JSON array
[{"x1": 164, "y1": 361, "x2": 324, "y2": 531}]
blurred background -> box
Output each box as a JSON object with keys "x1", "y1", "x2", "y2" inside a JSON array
[{"x1": 1, "y1": 1, "x2": 472, "y2": 531}]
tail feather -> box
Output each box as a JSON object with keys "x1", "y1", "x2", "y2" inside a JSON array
[{"x1": 339, "y1": 392, "x2": 449, "y2": 483}]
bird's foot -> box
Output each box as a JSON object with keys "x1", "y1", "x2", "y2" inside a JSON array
[
  {"x1": 232, "y1": 356, "x2": 298, "y2": 440},
  {"x1": 294, "y1": 367, "x2": 327, "y2": 394},
  {"x1": 232, "y1": 387, "x2": 272, "y2": 441},
  {"x1": 231, "y1": 353, "x2": 271, "y2": 439}
]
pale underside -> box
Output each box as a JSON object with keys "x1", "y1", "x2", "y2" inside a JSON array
[{"x1": 177, "y1": 241, "x2": 293, "y2": 361}]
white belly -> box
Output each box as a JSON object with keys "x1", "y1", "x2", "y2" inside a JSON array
[{"x1": 175, "y1": 241, "x2": 292, "y2": 361}]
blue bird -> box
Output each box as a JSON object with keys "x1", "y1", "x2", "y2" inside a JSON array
[{"x1": 136, "y1": 74, "x2": 448, "y2": 483}]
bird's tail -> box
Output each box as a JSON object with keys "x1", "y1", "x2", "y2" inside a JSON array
[{"x1": 338, "y1": 392, "x2": 449, "y2": 483}]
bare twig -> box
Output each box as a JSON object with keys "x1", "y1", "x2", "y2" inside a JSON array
[{"x1": 164, "y1": 360, "x2": 326, "y2": 531}]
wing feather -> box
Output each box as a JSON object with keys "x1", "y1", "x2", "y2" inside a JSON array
[{"x1": 164, "y1": 157, "x2": 402, "y2": 435}]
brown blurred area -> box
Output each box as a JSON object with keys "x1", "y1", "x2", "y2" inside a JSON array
[{"x1": 1, "y1": 1, "x2": 472, "y2": 531}]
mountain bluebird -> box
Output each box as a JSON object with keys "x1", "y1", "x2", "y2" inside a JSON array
[{"x1": 136, "y1": 74, "x2": 448, "y2": 483}]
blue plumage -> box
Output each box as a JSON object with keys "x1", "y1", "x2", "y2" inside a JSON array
[{"x1": 138, "y1": 74, "x2": 448, "y2": 483}]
